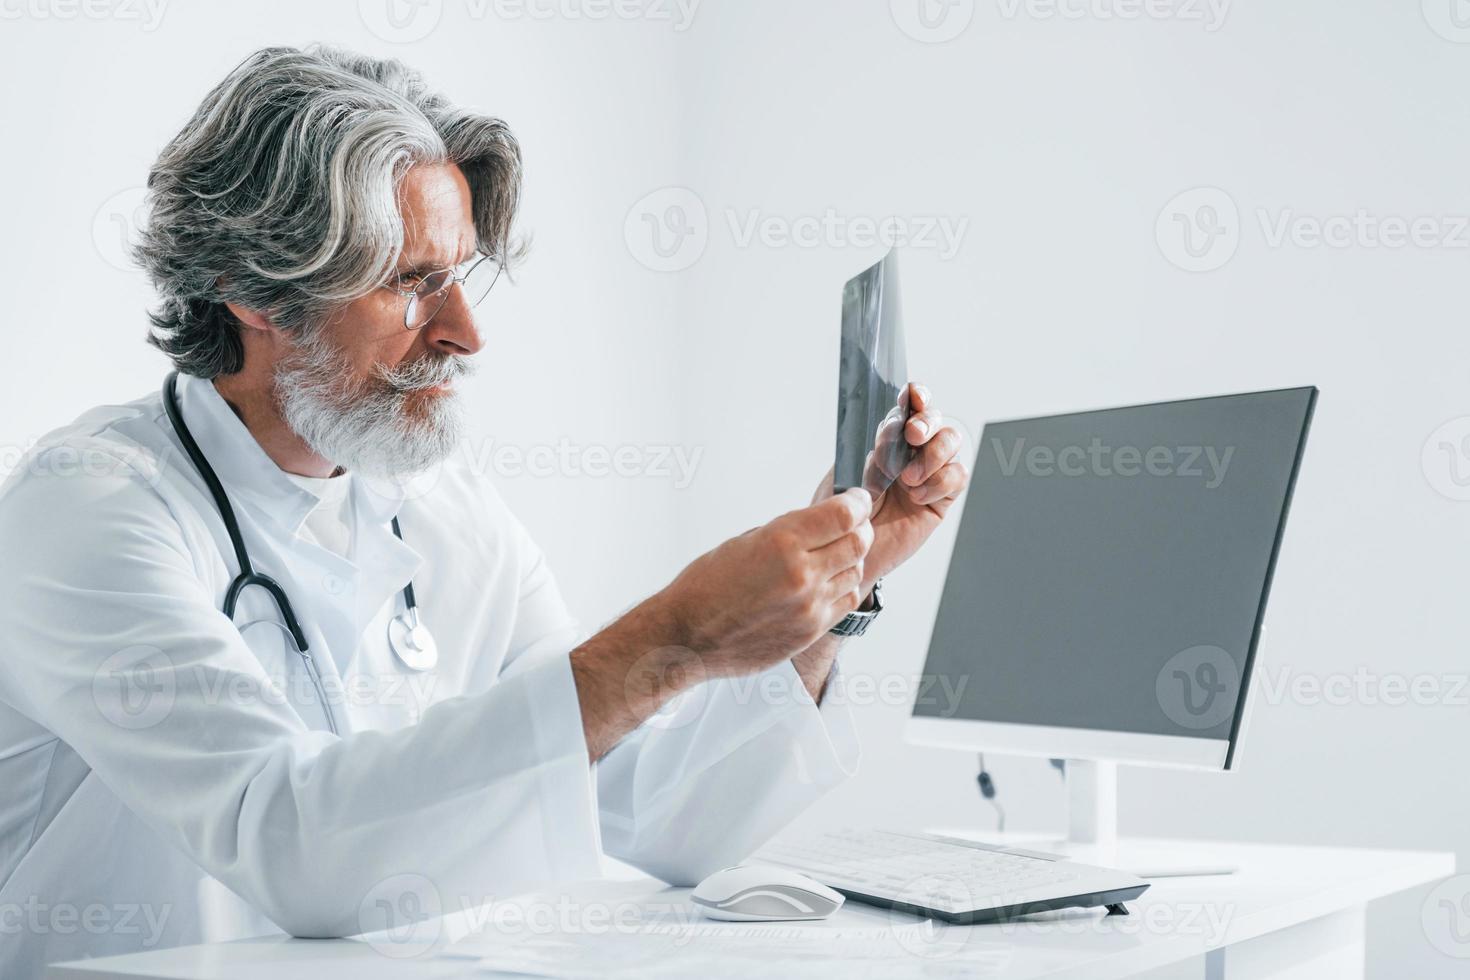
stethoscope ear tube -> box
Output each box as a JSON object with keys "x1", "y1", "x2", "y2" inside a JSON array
[
  {"x1": 165, "y1": 371, "x2": 310, "y2": 651},
  {"x1": 163, "y1": 373, "x2": 254, "y2": 578},
  {"x1": 224, "y1": 573, "x2": 310, "y2": 653}
]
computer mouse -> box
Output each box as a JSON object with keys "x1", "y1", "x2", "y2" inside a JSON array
[{"x1": 691, "y1": 864, "x2": 845, "y2": 921}]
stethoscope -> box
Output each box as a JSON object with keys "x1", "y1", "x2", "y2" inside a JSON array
[{"x1": 162, "y1": 372, "x2": 438, "y2": 732}]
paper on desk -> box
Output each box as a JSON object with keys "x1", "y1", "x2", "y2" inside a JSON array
[{"x1": 446, "y1": 922, "x2": 1011, "y2": 979}]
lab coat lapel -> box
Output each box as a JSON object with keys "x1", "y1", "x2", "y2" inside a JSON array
[
  {"x1": 172, "y1": 373, "x2": 318, "y2": 536},
  {"x1": 172, "y1": 372, "x2": 425, "y2": 680},
  {"x1": 346, "y1": 471, "x2": 425, "y2": 662}
]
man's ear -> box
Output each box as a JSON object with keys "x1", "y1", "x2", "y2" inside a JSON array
[{"x1": 224, "y1": 302, "x2": 275, "y2": 333}]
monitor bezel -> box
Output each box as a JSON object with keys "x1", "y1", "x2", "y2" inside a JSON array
[{"x1": 906, "y1": 385, "x2": 1319, "y2": 772}]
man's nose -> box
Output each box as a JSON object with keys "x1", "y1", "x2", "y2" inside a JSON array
[{"x1": 423, "y1": 283, "x2": 484, "y2": 356}]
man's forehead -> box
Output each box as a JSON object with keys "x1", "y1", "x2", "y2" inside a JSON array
[{"x1": 398, "y1": 163, "x2": 475, "y2": 268}]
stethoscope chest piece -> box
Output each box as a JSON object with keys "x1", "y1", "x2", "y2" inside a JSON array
[{"x1": 388, "y1": 606, "x2": 438, "y2": 672}]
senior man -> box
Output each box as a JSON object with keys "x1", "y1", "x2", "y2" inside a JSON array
[{"x1": 0, "y1": 45, "x2": 967, "y2": 974}]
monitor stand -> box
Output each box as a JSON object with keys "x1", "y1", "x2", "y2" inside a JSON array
[{"x1": 1032, "y1": 760, "x2": 1238, "y2": 879}]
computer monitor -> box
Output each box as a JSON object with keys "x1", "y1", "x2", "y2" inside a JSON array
[{"x1": 907, "y1": 387, "x2": 1316, "y2": 853}]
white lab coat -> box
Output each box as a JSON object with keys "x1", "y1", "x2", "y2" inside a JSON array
[{"x1": 0, "y1": 372, "x2": 860, "y2": 976}]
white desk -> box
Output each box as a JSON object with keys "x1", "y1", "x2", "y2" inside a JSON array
[{"x1": 48, "y1": 838, "x2": 1454, "y2": 980}]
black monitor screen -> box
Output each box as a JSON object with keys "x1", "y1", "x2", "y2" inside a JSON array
[{"x1": 914, "y1": 387, "x2": 1315, "y2": 764}]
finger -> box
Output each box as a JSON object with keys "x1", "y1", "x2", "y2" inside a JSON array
[
  {"x1": 873, "y1": 413, "x2": 905, "y2": 455},
  {"x1": 870, "y1": 418, "x2": 908, "y2": 483},
  {"x1": 906, "y1": 382, "x2": 930, "y2": 416},
  {"x1": 906, "y1": 408, "x2": 943, "y2": 445},
  {"x1": 860, "y1": 449, "x2": 890, "y2": 497},
  {"x1": 821, "y1": 564, "x2": 865, "y2": 604},
  {"x1": 811, "y1": 520, "x2": 873, "y2": 577},
  {"x1": 781, "y1": 486, "x2": 872, "y2": 547},
  {"x1": 901, "y1": 424, "x2": 963, "y2": 486},
  {"x1": 907, "y1": 459, "x2": 968, "y2": 506},
  {"x1": 825, "y1": 582, "x2": 868, "y2": 624}
]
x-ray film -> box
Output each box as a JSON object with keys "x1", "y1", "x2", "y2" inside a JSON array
[{"x1": 834, "y1": 249, "x2": 914, "y2": 497}]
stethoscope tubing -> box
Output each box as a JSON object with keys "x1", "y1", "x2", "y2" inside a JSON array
[{"x1": 161, "y1": 370, "x2": 428, "y2": 733}]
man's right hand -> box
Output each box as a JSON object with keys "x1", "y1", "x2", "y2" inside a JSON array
[
  {"x1": 658, "y1": 486, "x2": 874, "y2": 678},
  {"x1": 569, "y1": 487, "x2": 874, "y2": 761}
]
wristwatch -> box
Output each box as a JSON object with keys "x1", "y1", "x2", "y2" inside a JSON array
[{"x1": 829, "y1": 578, "x2": 883, "y2": 637}]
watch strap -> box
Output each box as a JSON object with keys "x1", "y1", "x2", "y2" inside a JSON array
[{"x1": 829, "y1": 578, "x2": 883, "y2": 637}]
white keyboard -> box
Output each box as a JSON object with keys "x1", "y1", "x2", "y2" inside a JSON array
[{"x1": 753, "y1": 829, "x2": 1148, "y2": 923}]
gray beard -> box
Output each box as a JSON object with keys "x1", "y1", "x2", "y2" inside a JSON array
[{"x1": 273, "y1": 331, "x2": 474, "y2": 479}]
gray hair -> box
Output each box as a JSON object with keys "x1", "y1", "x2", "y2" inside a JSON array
[{"x1": 134, "y1": 44, "x2": 524, "y2": 378}]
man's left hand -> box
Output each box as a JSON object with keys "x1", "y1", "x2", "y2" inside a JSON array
[{"x1": 812, "y1": 382, "x2": 969, "y2": 606}]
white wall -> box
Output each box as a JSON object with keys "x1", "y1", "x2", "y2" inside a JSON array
[
  {"x1": 0, "y1": 0, "x2": 684, "y2": 626},
  {"x1": 662, "y1": 2, "x2": 1470, "y2": 977},
  {"x1": 3, "y1": 1, "x2": 1465, "y2": 976}
]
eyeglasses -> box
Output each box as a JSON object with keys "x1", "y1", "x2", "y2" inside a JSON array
[{"x1": 381, "y1": 253, "x2": 502, "y2": 331}]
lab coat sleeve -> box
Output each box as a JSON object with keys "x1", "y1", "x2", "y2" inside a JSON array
[
  {"x1": 494, "y1": 503, "x2": 862, "y2": 887},
  {"x1": 595, "y1": 659, "x2": 862, "y2": 885},
  {"x1": 0, "y1": 450, "x2": 603, "y2": 939}
]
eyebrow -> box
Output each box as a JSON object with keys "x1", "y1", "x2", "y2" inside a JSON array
[{"x1": 397, "y1": 246, "x2": 476, "y2": 274}]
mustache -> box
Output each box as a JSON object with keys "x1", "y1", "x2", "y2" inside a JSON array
[{"x1": 375, "y1": 352, "x2": 476, "y2": 392}]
